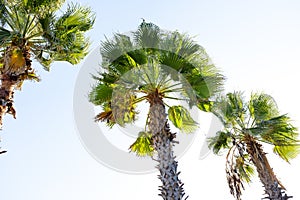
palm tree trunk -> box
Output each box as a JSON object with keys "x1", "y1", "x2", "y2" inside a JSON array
[
  {"x1": 0, "y1": 46, "x2": 20, "y2": 130},
  {"x1": 148, "y1": 89, "x2": 187, "y2": 200},
  {"x1": 244, "y1": 135, "x2": 292, "y2": 200},
  {"x1": 0, "y1": 74, "x2": 17, "y2": 127},
  {"x1": 0, "y1": 43, "x2": 31, "y2": 130}
]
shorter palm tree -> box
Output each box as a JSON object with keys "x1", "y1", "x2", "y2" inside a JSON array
[{"x1": 209, "y1": 92, "x2": 299, "y2": 200}]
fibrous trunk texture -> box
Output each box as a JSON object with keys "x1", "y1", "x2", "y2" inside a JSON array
[
  {"x1": 245, "y1": 135, "x2": 292, "y2": 200},
  {"x1": 0, "y1": 44, "x2": 31, "y2": 130},
  {"x1": 0, "y1": 74, "x2": 18, "y2": 129},
  {"x1": 148, "y1": 89, "x2": 187, "y2": 200}
]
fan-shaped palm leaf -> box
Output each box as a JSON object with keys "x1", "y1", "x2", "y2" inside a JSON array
[
  {"x1": 129, "y1": 131, "x2": 154, "y2": 157},
  {"x1": 168, "y1": 105, "x2": 198, "y2": 133},
  {"x1": 209, "y1": 91, "x2": 299, "y2": 199},
  {"x1": 0, "y1": 0, "x2": 94, "y2": 129},
  {"x1": 90, "y1": 21, "x2": 224, "y2": 200}
]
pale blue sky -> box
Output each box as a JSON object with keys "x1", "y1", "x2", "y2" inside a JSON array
[{"x1": 1, "y1": 0, "x2": 300, "y2": 199}]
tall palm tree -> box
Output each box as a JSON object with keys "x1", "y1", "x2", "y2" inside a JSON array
[
  {"x1": 89, "y1": 21, "x2": 224, "y2": 199},
  {"x1": 0, "y1": 0, "x2": 94, "y2": 150},
  {"x1": 209, "y1": 92, "x2": 299, "y2": 200}
]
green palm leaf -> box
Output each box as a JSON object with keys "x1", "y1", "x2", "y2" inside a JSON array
[
  {"x1": 89, "y1": 84, "x2": 113, "y2": 106},
  {"x1": 212, "y1": 92, "x2": 246, "y2": 127},
  {"x1": 134, "y1": 20, "x2": 160, "y2": 49},
  {"x1": 129, "y1": 132, "x2": 154, "y2": 157},
  {"x1": 235, "y1": 155, "x2": 255, "y2": 183},
  {"x1": 251, "y1": 114, "x2": 299, "y2": 162},
  {"x1": 249, "y1": 93, "x2": 279, "y2": 122},
  {"x1": 0, "y1": 1, "x2": 95, "y2": 71},
  {"x1": 0, "y1": 27, "x2": 11, "y2": 45},
  {"x1": 23, "y1": 0, "x2": 65, "y2": 14},
  {"x1": 208, "y1": 131, "x2": 231, "y2": 154},
  {"x1": 197, "y1": 100, "x2": 214, "y2": 112},
  {"x1": 168, "y1": 105, "x2": 198, "y2": 133},
  {"x1": 111, "y1": 87, "x2": 137, "y2": 126},
  {"x1": 273, "y1": 145, "x2": 300, "y2": 163}
]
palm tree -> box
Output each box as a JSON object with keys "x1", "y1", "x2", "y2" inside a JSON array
[
  {"x1": 209, "y1": 92, "x2": 299, "y2": 200},
  {"x1": 89, "y1": 21, "x2": 224, "y2": 199},
  {"x1": 0, "y1": 0, "x2": 94, "y2": 150}
]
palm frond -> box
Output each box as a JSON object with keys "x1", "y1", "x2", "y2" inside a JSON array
[
  {"x1": 235, "y1": 155, "x2": 255, "y2": 183},
  {"x1": 0, "y1": 27, "x2": 12, "y2": 45},
  {"x1": 34, "y1": 3, "x2": 95, "y2": 69},
  {"x1": 249, "y1": 93, "x2": 279, "y2": 122},
  {"x1": 159, "y1": 32, "x2": 224, "y2": 100},
  {"x1": 197, "y1": 99, "x2": 214, "y2": 112},
  {"x1": 98, "y1": 72, "x2": 119, "y2": 85},
  {"x1": 185, "y1": 71, "x2": 211, "y2": 99},
  {"x1": 23, "y1": 0, "x2": 66, "y2": 15},
  {"x1": 89, "y1": 84, "x2": 113, "y2": 106},
  {"x1": 55, "y1": 3, "x2": 94, "y2": 32},
  {"x1": 168, "y1": 105, "x2": 198, "y2": 133},
  {"x1": 250, "y1": 114, "x2": 299, "y2": 162},
  {"x1": 253, "y1": 115, "x2": 298, "y2": 143},
  {"x1": 273, "y1": 145, "x2": 300, "y2": 163},
  {"x1": 111, "y1": 87, "x2": 137, "y2": 126},
  {"x1": 51, "y1": 32, "x2": 90, "y2": 65},
  {"x1": 133, "y1": 20, "x2": 160, "y2": 49},
  {"x1": 208, "y1": 131, "x2": 231, "y2": 154},
  {"x1": 212, "y1": 92, "x2": 246, "y2": 127},
  {"x1": 94, "y1": 102, "x2": 115, "y2": 127},
  {"x1": 0, "y1": 1, "x2": 8, "y2": 26},
  {"x1": 38, "y1": 12, "x2": 56, "y2": 43},
  {"x1": 129, "y1": 131, "x2": 154, "y2": 157}
]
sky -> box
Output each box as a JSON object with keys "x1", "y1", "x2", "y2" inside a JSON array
[{"x1": 1, "y1": 0, "x2": 300, "y2": 199}]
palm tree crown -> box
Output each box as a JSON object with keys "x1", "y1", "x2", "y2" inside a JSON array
[
  {"x1": 0, "y1": 0, "x2": 94, "y2": 145},
  {"x1": 209, "y1": 91, "x2": 299, "y2": 200},
  {"x1": 89, "y1": 21, "x2": 224, "y2": 199}
]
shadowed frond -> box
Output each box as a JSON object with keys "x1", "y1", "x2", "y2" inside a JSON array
[
  {"x1": 89, "y1": 84, "x2": 113, "y2": 106},
  {"x1": 111, "y1": 87, "x2": 137, "y2": 126},
  {"x1": 208, "y1": 131, "x2": 231, "y2": 154},
  {"x1": 212, "y1": 92, "x2": 246, "y2": 127},
  {"x1": 0, "y1": 2, "x2": 7, "y2": 26},
  {"x1": 0, "y1": 27, "x2": 11, "y2": 45},
  {"x1": 133, "y1": 20, "x2": 160, "y2": 49},
  {"x1": 235, "y1": 155, "x2": 255, "y2": 183},
  {"x1": 249, "y1": 93, "x2": 279, "y2": 122}
]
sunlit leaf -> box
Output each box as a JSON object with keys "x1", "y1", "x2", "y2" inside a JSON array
[
  {"x1": 168, "y1": 105, "x2": 198, "y2": 133},
  {"x1": 273, "y1": 145, "x2": 300, "y2": 163},
  {"x1": 129, "y1": 132, "x2": 154, "y2": 157},
  {"x1": 197, "y1": 100, "x2": 214, "y2": 112}
]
